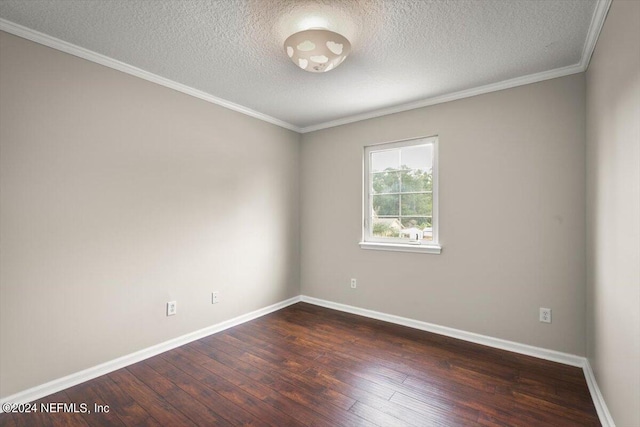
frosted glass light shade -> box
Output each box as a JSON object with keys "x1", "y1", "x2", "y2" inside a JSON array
[{"x1": 284, "y1": 29, "x2": 351, "y2": 73}]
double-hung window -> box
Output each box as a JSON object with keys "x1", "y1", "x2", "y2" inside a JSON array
[{"x1": 360, "y1": 136, "x2": 441, "y2": 254}]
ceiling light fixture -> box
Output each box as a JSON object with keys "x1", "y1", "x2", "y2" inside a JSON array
[{"x1": 284, "y1": 28, "x2": 351, "y2": 73}]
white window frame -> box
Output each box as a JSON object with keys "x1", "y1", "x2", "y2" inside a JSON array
[{"x1": 360, "y1": 136, "x2": 441, "y2": 254}]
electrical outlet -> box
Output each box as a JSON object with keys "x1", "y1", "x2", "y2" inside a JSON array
[
  {"x1": 167, "y1": 301, "x2": 177, "y2": 316},
  {"x1": 212, "y1": 291, "x2": 219, "y2": 304},
  {"x1": 350, "y1": 278, "x2": 357, "y2": 289},
  {"x1": 539, "y1": 307, "x2": 552, "y2": 323}
]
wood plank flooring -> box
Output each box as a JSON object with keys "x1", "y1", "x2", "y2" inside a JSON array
[{"x1": 0, "y1": 303, "x2": 600, "y2": 426}]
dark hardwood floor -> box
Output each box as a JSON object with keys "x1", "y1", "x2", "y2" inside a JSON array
[{"x1": 1, "y1": 303, "x2": 600, "y2": 426}]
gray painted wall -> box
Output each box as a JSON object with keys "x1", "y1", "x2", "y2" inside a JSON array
[
  {"x1": 586, "y1": 1, "x2": 640, "y2": 425},
  {"x1": 0, "y1": 32, "x2": 301, "y2": 398},
  {"x1": 301, "y1": 74, "x2": 587, "y2": 356},
  {"x1": 3, "y1": 7, "x2": 638, "y2": 421}
]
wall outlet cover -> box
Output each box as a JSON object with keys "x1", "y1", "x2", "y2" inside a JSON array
[
  {"x1": 539, "y1": 307, "x2": 552, "y2": 323},
  {"x1": 167, "y1": 301, "x2": 177, "y2": 316}
]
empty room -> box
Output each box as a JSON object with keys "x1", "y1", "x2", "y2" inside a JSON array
[{"x1": 0, "y1": 0, "x2": 638, "y2": 426}]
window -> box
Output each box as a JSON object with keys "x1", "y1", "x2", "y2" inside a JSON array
[{"x1": 360, "y1": 136, "x2": 441, "y2": 254}]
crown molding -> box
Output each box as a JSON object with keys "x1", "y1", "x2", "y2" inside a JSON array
[
  {"x1": 580, "y1": 0, "x2": 612, "y2": 71},
  {"x1": 299, "y1": 62, "x2": 585, "y2": 133},
  {"x1": 0, "y1": 19, "x2": 303, "y2": 133},
  {"x1": 1, "y1": 0, "x2": 611, "y2": 135},
  {"x1": 299, "y1": 0, "x2": 612, "y2": 133}
]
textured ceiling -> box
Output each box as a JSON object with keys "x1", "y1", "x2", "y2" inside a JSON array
[{"x1": 0, "y1": 0, "x2": 601, "y2": 131}]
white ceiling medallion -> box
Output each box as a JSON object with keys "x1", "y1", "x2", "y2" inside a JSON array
[{"x1": 284, "y1": 28, "x2": 351, "y2": 73}]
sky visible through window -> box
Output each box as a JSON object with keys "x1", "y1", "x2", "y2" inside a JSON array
[{"x1": 371, "y1": 145, "x2": 432, "y2": 172}]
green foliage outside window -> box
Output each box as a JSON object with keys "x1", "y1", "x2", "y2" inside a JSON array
[{"x1": 371, "y1": 166, "x2": 433, "y2": 231}]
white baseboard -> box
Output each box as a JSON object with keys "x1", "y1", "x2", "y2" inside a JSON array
[
  {"x1": 1, "y1": 294, "x2": 615, "y2": 426},
  {"x1": 583, "y1": 359, "x2": 616, "y2": 427},
  {"x1": 300, "y1": 295, "x2": 615, "y2": 427},
  {"x1": 0, "y1": 295, "x2": 301, "y2": 411},
  {"x1": 301, "y1": 295, "x2": 584, "y2": 366}
]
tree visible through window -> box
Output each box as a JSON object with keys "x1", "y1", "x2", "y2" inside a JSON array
[{"x1": 364, "y1": 137, "x2": 438, "y2": 246}]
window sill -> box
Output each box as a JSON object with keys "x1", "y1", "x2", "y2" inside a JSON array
[{"x1": 359, "y1": 241, "x2": 442, "y2": 254}]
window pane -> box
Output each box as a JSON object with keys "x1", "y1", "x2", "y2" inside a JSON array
[
  {"x1": 371, "y1": 150, "x2": 399, "y2": 172},
  {"x1": 400, "y1": 170, "x2": 432, "y2": 192},
  {"x1": 372, "y1": 171, "x2": 400, "y2": 194},
  {"x1": 400, "y1": 193, "x2": 432, "y2": 216},
  {"x1": 372, "y1": 218, "x2": 401, "y2": 238},
  {"x1": 400, "y1": 145, "x2": 432, "y2": 170},
  {"x1": 400, "y1": 217, "x2": 434, "y2": 241},
  {"x1": 372, "y1": 194, "x2": 399, "y2": 216},
  {"x1": 365, "y1": 138, "x2": 438, "y2": 245}
]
